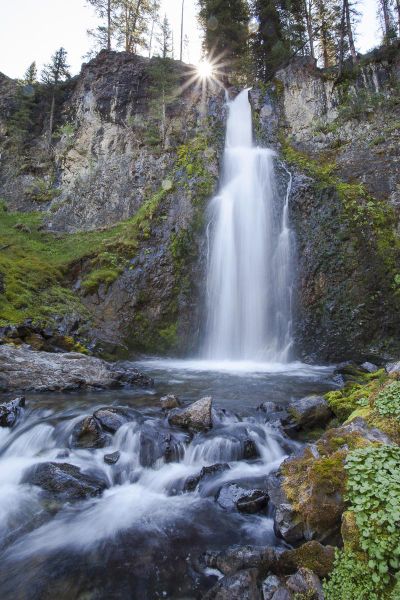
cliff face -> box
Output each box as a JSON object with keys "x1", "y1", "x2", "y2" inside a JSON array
[
  {"x1": 275, "y1": 48, "x2": 400, "y2": 361},
  {"x1": 0, "y1": 48, "x2": 399, "y2": 361}
]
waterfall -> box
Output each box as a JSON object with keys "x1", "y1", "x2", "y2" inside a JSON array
[{"x1": 204, "y1": 89, "x2": 294, "y2": 362}]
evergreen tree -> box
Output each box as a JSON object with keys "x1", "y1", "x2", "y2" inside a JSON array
[
  {"x1": 198, "y1": 0, "x2": 249, "y2": 70},
  {"x1": 250, "y1": 0, "x2": 290, "y2": 79},
  {"x1": 87, "y1": 0, "x2": 118, "y2": 50},
  {"x1": 41, "y1": 48, "x2": 70, "y2": 148},
  {"x1": 314, "y1": 0, "x2": 340, "y2": 67},
  {"x1": 378, "y1": 0, "x2": 396, "y2": 42},
  {"x1": 116, "y1": 0, "x2": 157, "y2": 53},
  {"x1": 24, "y1": 62, "x2": 37, "y2": 85}
]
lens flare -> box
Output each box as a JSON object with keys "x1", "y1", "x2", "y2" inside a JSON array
[{"x1": 197, "y1": 60, "x2": 213, "y2": 79}]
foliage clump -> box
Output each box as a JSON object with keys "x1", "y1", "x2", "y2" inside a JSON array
[
  {"x1": 325, "y1": 445, "x2": 400, "y2": 599},
  {"x1": 374, "y1": 381, "x2": 400, "y2": 418}
]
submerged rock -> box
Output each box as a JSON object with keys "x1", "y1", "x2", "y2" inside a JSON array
[
  {"x1": 203, "y1": 568, "x2": 262, "y2": 600},
  {"x1": 168, "y1": 397, "x2": 213, "y2": 431},
  {"x1": 71, "y1": 416, "x2": 109, "y2": 449},
  {"x1": 104, "y1": 451, "x2": 121, "y2": 465},
  {"x1": 160, "y1": 394, "x2": 182, "y2": 410},
  {"x1": 93, "y1": 406, "x2": 140, "y2": 433},
  {"x1": 216, "y1": 483, "x2": 268, "y2": 513},
  {"x1": 0, "y1": 396, "x2": 25, "y2": 427},
  {"x1": 22, "y1": 462, "x2": 107, "y2": 500},
  {"x1": 0, "y1": 344, "x2": 153, "y2": 392},
  {"x1": 184, "y1": 463, "x2": 230, "y2": 493},
  {"x1": 203, "y1": 545, "x2": 277, "y2": 577},
  {"x1": 139, "y1": 424, "x2": 187, "y2": 467}
]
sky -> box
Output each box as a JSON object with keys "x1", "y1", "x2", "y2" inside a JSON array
[{"x1": 0, "y1": 0, "x2": 381, "y2": 80}]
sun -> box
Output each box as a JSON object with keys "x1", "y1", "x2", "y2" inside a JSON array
[{"x1": 197, "y1": 60, "x2": 214, "y2": 79}]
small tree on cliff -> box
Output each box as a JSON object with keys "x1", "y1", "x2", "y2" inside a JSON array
[
  {"x1": 87, "y1": 0, "x2": 119, "y2": 50},
  {"x1": 24, "y1": 62, "x2": 37, "y2": 85},
  {"x1": 41, "y1": 48, "x2": 70, "y2": 148}
]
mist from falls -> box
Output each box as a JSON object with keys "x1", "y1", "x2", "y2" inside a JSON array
[{"x1": 204, "y1": 89, "x2": 295, "y2": 362}]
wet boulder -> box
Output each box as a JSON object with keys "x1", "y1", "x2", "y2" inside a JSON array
[
  {"x1": 270, "y1": 588, "x2": 292, "y2": 600},
  {"x1": 160, "y1": 394, "x2": 182, "y2": 410},
  {"x1": 93, "y1": 406, "x2": 140, "y2": 433},
  {"x1": 184, "y1": 463, "x2": 230, "y2": 493},
  {"x1": 22, "y1": 462, "x2": 107, "y2": 500},
  {"x1": 283, "y1": 395, "x2": 333, "y2": 433},
  {"x1": 0, "y1": 396, "x2": 25, "y2": 427},
  {"x1": 104, "y1": 451, "x2": 121, "y2": 465},
  {"x1": 203, "y1": 568, "x2": 262, "y2": 600},
  {"x1": 203, "y1": 545, "x2": 277, "y2": 577},
  {"x1": 139, "y1": 424, "x2": 187, "y2": 467},
  {"x1": 274, "y1": 503, "x2": 305, "y2": 545},
  {"x1": 70, "y1": 416, "x2": 109, "y2": 449},
  {"x1": 168, "y1": 396, "x2": 213, "y2": 432},
  {"x1": 216, "y1": 483, "x2": 268, "y2": 513}
]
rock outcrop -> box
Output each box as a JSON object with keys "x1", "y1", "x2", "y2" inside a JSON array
[{"x1": 0, "y1": 344, "x2": 153, "y2": 391}]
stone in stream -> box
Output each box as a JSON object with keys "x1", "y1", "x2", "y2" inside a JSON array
[
  {"x1": 203, "y1": 568, "x2": 262, "y2": 600},
  {"x1": 138, "y1": 424, "x2": 188, "y2": 467},
  {"x1": 203, "y1": 545, "x2": 277, "y2": 577},
  {"x1": 168, "y1": 396, "x2": 213, "y2": 431},
  {"x1": 70, "y1": 416, "x2": 109, "y2": 449},
  {"x1": 274, "y1": 541, "x2": 335, "y2": 578},
  {"x1": 160, "y1": 394, "x2": 182, "y2": 410},
  {"x1": 0, "y1": 396, "x2": 25, "y2": 427},
  {"x1": 104, "y1": 451, "x2": 121, "y2": 465},
  {"x1": 22, "y1": 462, "x2": 107, "y2": 500},
  {"x1": 93, "y1": 406, "x2": 140, "y2": 433},
  {"x1": 216, "y1": 483, "x2": 268, "y2": 513},
  {"x1": 184, "y1": 463, "x2": 230, "y2": 493}
]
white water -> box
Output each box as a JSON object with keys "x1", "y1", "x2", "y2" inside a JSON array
[{"x1": 205, "y1": 89, "x2": 294, "y2": 362}]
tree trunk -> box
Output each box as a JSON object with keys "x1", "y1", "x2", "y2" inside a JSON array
[
  {"x1": 180, "y1": 0, "x2": 185, "y2": 61},
  {"x1": 48, "y1": 91, "x2": 55, "y2": 149},
  {"x1": 345, "y1": 0, "x2": 358, "y2": 62},
  {"x1": 107, "y1": 0, "x2": 111, "y2": 50},
  {"x1": 380, "y1": 0, "x2": 392, "y2": 39},
  {"x1": 396, "y1": 0, "x2": 400, "y2": 35},
  {"x1": 338, "y1": 0, "x2": 346, "y2": 76},
  {"x1": 304, "y1": 0, "x2": 315, "y2": 58},
  {"x1": 148, "y1": 18, "x2": 155, "y2": 57}
]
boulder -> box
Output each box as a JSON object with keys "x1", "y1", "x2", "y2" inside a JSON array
[
  {"x1": 184, "y1": 463, "x2": 230, "y2": 493},
  {"x1": 216, "y1": 483, "x2": 268, "y2": 513},
  {"x1": 138, "y1": 425, "x2": 187, "y2": 467},
  {"x1": 274, "y1": 503, "x2": 305, "y2": 545},
  {"x1": 203, "y1": 568, "x2": 262, "y2": 600},
  {"x1": 386, "y1": 361, "x2": 400, "y2": 374},
  {"x1": 0, "y1": 344, "x2": 153, "y2": 392},
  {"x1": 168, "y1": 397, "x2": 213, "y2": 432},
  {"x1": 0, "y1": 396, "x2": 25, "y2": 427},
  {"x1": 262, "y1": 575, "x2": 281, "y2": 600},
  {"x1": 93, "y1": 406, "x2": 140, "y2": 433},
  {"x1": 286, "y1": 568, "x2": 324, "y2": 599},
  {"x1": 203, "y1": 545, "x2": 277, "y2": 577},
  {"x1": 360, "y1": 361, "x2": 379, "y2": 373},
  {"x1": 284, "y1": 395, "x2": 333, "y2": 432},
  {"x1": 22, "y1": 462, "x2": 107, "y2": 500},
  {"x1": 104, "y1": 451, "x2": 121, "y2": 465},
  {"x1": 70, "y1": 416, "x2": 108, "y2": 449},
  {"x1": 270, "y1": 589, "x2": 292, "y2": 600},
  {"x1": 160, "y1": 394, "x2": 182, "y2": 410},
  {"x1": 274, "y1": 541, "x2": 335, "y2": 577}
]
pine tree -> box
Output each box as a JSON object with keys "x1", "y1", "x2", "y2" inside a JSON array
[
  {"x1": 116, "y1": 0, "x2": 157, "y2": 53},
  {"x1": 314, "y1": 0, "x2": 340, "y2": 67},
  {"x1": 198, "y1": 0, "x2": 249, "y2": 71},
  {"x1": 24, "y1": 62, "x2": 37, "y2": 85},
  {"x1": 250, "y1": 0, "x2": 290, "y2": 79},
  {"x1": 41, "y1": 48, "x2": 70, "y2": 148},
  {"x1": 378, "y1": 0, "x2": 396, "y2": 42},
  {"x1": 87, "y1": 0, "x2": 118, "y2": 50}
]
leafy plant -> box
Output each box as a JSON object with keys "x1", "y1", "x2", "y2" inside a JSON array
[{"x1": 374, "y1": 382, "x2": 400, "y2": 418}]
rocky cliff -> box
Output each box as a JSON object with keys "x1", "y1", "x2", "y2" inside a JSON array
[{"x1": 0, "y1": 47, "x2": 399, "y2": 361}]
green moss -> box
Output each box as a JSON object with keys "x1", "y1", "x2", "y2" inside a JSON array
[{"x1": 82, "y1": 268, "x2": 121, "y2": 295}]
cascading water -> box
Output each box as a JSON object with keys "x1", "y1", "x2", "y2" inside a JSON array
[{"x1": 205, "y1": 89, "x2": 295, "y2": 362}]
